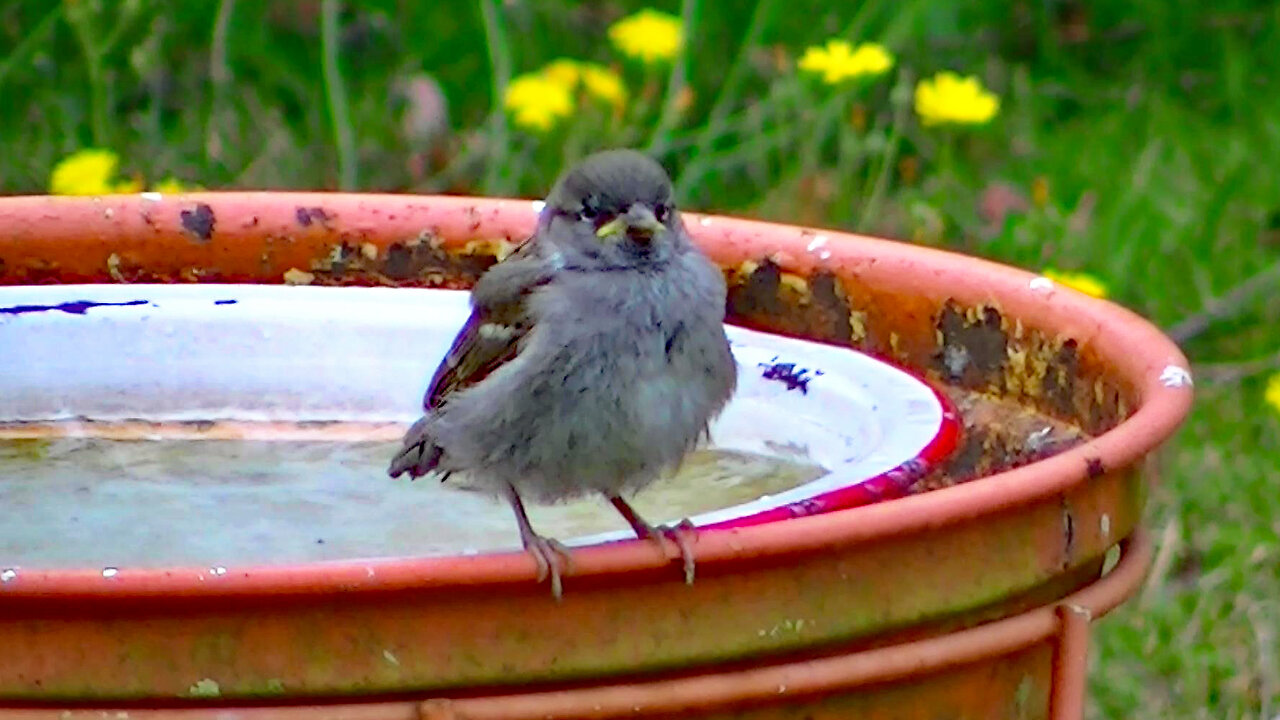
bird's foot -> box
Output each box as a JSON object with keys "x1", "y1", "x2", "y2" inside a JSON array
[
  {"x1": 608, "y1": 495, "x2": 699, "y2": 585},
  {"x1": 507, "y1": 484, "x2": 573, "y2": 599},
  {"x1": 650, "y1": 518, "x2": 698, "y2": 585},
  {"x1": 522, "y1": 532, "x2": 573, "y2": 600}
]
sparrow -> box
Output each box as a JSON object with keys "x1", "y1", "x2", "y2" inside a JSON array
[{"x1": 389, "y1": 149, "x2": 737, "y2": 597}]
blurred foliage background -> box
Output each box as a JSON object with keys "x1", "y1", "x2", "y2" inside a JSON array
[{"x1": 2, "y1": 1, "x2": 1279, "y2": 717}]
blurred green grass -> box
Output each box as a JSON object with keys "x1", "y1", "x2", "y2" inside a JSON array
[{"x1": 2, "y1": 1, "x2": 1279, "y2": 717}]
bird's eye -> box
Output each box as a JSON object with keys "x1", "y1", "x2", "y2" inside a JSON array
[
  {"x1": 654, "y1": 203, "x2": 671, "y2": 223},
  {"x1": 579, "y1": 196, "x2": 601, "y2": 220}
]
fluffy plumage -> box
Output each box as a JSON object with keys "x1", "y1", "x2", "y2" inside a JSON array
[{"x1": 389, "y1": 149, "x2": 737, "y2": 596}]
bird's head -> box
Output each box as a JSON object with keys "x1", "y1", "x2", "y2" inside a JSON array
[{"x1": 541, "y1": 149, "x2": 683, "y2": 266}]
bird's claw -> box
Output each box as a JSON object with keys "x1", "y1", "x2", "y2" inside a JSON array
[
  {"x1": 648, "y1": 519, "x2": 698, "y2": 585},
  {"x1": 523, "y1": 534, "x2": 573, "y2": 599}
]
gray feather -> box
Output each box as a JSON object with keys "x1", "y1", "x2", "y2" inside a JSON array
[{"x1": 389, "y1": 149, "x2": 737, "y2": 508}]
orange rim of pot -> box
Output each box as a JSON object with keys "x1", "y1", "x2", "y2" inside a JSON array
[
  {"x1": 0, "y1": 193, "x2": 1193, "y2": 600},
  {"x1": 0, "y1": 530, "x2": 1152, "y2": 718}
]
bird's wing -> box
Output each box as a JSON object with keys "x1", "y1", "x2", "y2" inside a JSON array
[{"x1": 423, "y1": 239, "x2": 554, "y2": 410}]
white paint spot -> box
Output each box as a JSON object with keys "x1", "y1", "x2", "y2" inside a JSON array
[
  {"x1": 101, "y1": 567, "x2": 119, "y2": 578},
  {"x1": 698, "y1": 217, "x2": 712, "y2": 227},
  {"x1": 1028, "y1": 276, "x2": 1054, "y2": 292},
  {"x1": 1158, "y1": 365, "x2": 1193, "y2": 388},
  {"x1": 530, "y1": 200, "x2": 545, "y2": 213},
  {"x1": 1026, "y1": 426, "x2": 1053, "y2": 452},
  {"x1": 1064, "y1": 602, "x2": 1092, "y2": 620},
  {"x1": 209, "y1": 566, "x2": 227, "y2": 576},
  {"x1": 805, "y1": 235, "x2": 829, "y2": 252},
  {"x1": 103, "y1": 207, "x2": 115, "y2": 219},
  {"x1": 1100, "y1": 513, "x2": 1111, "y2": 539},
  {"x1": 382, "y1": 649, "x2": 401, "y2": 666},
  {"x1": 140, "y1": 191, "x2": 163, "y2": 202},
  {"x1": 0, "y1": 568, "x2": 16, "y2": 583}
]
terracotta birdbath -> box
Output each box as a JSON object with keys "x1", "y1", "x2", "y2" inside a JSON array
[{"x1": 0, "y1": 192, "x2": 1191, "y2": 719}]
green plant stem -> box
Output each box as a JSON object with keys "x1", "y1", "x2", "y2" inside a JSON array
[
  {"x1": 320, "y1": 0, "x2": 357, "y2": 190},
  {"x1": 674, "y1": 82, "x2": 804, "y2": 197},
  {"x1": 858, "y1": 71, "x2": 912, "y2": 231},
  {"x1": 560, "y1": 107, "x2": 597, "y2": 173},
  {"x1": 1193, "y1": 353, "x2": 1280, "y2": 384},
  {"x1": 101, "y1": 1, "x2": 148, "y2": 58},
  {"x1": 64, "y1": 7, "x2": 108, "y2": 146},
  {"x1": 209, "y1": 0, "x2": 235, "y2": 93},
  {"x1": 477, "y1": 0, "x2": 511, "y2": 195},
  {"x1": 746, "y1": 92, "x2": 842, "y2": 208},
  {"x1": 63, "y1": 0, "x2": 152, "y2": 147},
  {"x1": 669, "y1": 80, "x2": 797, "y2": 149},
  {"x1": 205, "y1": 0, "x2": 236, "y2": 166},
  {"x1": 85, "y1": 57, "x2": 107, "y2": 147},
  {"x1": 0, "y1": 6, "x2": 61, "y2": 90},
  {"x1": 679, "y1": 0, "x2": 777, "y2": 169},
  {"x1": 1166, "y1": 257, "x2": 1280, "y2": 344},
  {"x1": 424, "y1": 136, "x2": 485, "y2": 192},
  {"x1": 937, "y1": 129, "x2": 957, "y2": 181},
  {"x1": 682, "y1": 125, "x2": 803, "y2": 177},
  {"x1": 702, "y1": 0, "x2": 775, "y2": 127},
  {"x1": 796, "y1": 93, "x2": 844, "y2": 175},
  {"x1": 646, "y1": 0, "x2": 700, "y2": 156},
  {"x1": 680, "y1": 104, "x2": 824, "y2": 187}
]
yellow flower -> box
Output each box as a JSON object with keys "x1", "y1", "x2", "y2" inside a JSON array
[
  {"x1": 1265, "y1": 372, "x2": 1280, "y2": 416},
  {"x1": 797, "y1": 40, "x2": 894, "y2": 85},
  {"x1": 542, "y1": 58, "x2": 627, "y2": 109},
  {"x1": 503, "y1": 72, "x2": 574, "y2": 133},
  {"x1": 1031, "y1": 176, "x2": 1050, "y2": 207},
  {"x1": 152, "y1": 177, "x2": 200, "y2": 194},
  {"x1": 50, "y1": 149, "x2": 123, "y2": 195},
  {"x1": 113, "y1": 177, "x2": 143, "y2": 193},
  {"x1": 542, "y1": 58, "x2": 582, "y2": 88},
  {"x1": 914, "y1": 71, "x2": 1000, "y2": 126},
  {"x1": 608, "y1": 9, "x2": 683, "y2": 65},
  {"x1": 580, "y1": 64, "x2": 627, "y2": 108},
  {"x1": 1043, "y1": 269, "x2": 1107, "y2": 298}
]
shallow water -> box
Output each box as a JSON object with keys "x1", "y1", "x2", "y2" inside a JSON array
[
  {"x1": 0, "y1": 438, "x2": 825, "y2": 568},
  {"x1": 0, "y1": 286, "x2": 948, "y2": 570}
]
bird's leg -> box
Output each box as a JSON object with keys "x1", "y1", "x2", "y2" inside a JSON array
[
  {"x1": 506, "y1": 483, "x2": 572, "y2": 599},
  {"x1": 608, "y1": 495, "x2": 698, "y2": 585}
]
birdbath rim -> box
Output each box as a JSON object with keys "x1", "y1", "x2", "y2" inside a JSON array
[{"x1": 0, "y1": 192, "x2": 1193, "y2": 601}]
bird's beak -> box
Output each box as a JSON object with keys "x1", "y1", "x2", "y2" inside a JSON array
[{"x1": 596, "y1": 205, "x2": 666, "y2": 242}]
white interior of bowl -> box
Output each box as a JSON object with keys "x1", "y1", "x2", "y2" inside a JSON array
[{"x1": 0, "y1": 284, "x2": 944, "y2": 559}]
